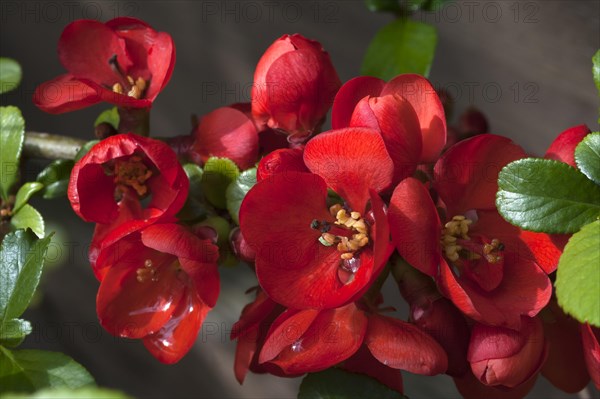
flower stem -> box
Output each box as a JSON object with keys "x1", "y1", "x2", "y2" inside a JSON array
[{"x1": 23, "y1": 131, "x2": 87, "y2": 160}]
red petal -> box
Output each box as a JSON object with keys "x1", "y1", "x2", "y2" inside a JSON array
[
  {"x1": 331, "y1": 76, "x2": 385, "y2": 129},
  {"x1": 434, "y1": 134, "x2": 526, "y2": 215},
  {"x1": 68, "y1": 161, "x2": 118, "y2": 224},
  {"x1": 389, "y1": 178, "x2": 441, "y2": 276},
  {"x1": 350, "y1": 95, "x2": 422, "y2": 183},
  {"x1": 97, "y1": 248, "x2": 185, "y2": 338},
  {"x1": 192, "y1": 106, "x2": 259, "y2": 170},
  {"x1": 141, "y1": 223, "x2": 219, "y2": 264},
  {"x1": 256, "y1": 148, "x2": 308, "y2": 182},
  {"x1": 582, "y1": 323, "x2": 600, "y2": 389},
  {"x1": 33, "y1": 75, "x2": 99, "y2": 114},
  {"x1": 241, "y1": 172, "x2": 376, "y2": 309},
  {"x1": 262, "y1": 303, "x2": 367, "y2": 374},
  {"x1": 365, "y1": 314, "x2": 448, "y2": 375},
  {"x1": 58, "y1": 19, "x2": 131, "y2": 86},
  {"x1": 382, "y1": 74, "x2": 446, "y2": 163},
  {"x1": 143, "y1": 287, "x2": 209, "y2": 364},
  {"x1": 454, "y1": 370, "x2": 538, "y2": 399},
  {"x1": 545, "y1": 124, "x2": 591, "y2": 167},
  {"x1": 77, "y1": 79, "x2": 153, "y2": 108},
  {"x1": 259, "y1": 309, "x2": 319, "y2": 364},
  {"x1": 518, "y1": 231, "x2": 565, "y2": 274},
  {"x1": 304, "y1": 127, "x2": 394, "y2": 213},
  {"x1": 232, "y1": 290, "x2": 278, "y2": 340},
  {"x1": 342, "y1": 344, "x2": 404, "y2": 393},
  {"x1": 370, "y1": 189, "x2": 393, "y2": 277}
]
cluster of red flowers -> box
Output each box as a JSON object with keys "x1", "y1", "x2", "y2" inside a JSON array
[{"x1": 36, "y1": 16, "x2": 599, "y2": 397}]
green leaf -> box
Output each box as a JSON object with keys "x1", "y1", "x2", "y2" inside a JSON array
[
  {"x1": 575, "y1": 132, "x2": 600, "y2": 185},
  {"x1": 94, "y1": 107, "x2": 120, "y2": 129},
  {"x1": 0, "y1": 348, "x2": 94, "y2": 393},
  {"x1": 226, "y1": 168, "x2": 256, "y2": 225},
  {"x1": 361, "y1": 19, "x2": 437, "y2": 80},
  {"x1": 556, "y1": 220, "x2": 600, "y2": 326},
  {"x1": 0, "y1": 230, "x2": 52, "y2": 325},
  {"x1": 0, "y1": 106, "x2": 25, "y2": 200},
  {"x1": 298, "y1": 368, "x2": 406, "y2": 399},
  {"x1": 11, "y1": 205, "x2": 45, "y2": 238},
  {"x1": 177, "y1": 163, "x2": 207, "y2": 222},
  {"x1": 0, "y1": 319, "x2": 32, "y2": 348},
  {"x1": 593, "y1": 50, "x2": 600, "y2": 95},
  {"x1": 2, "y1": 387, "x2": 131, "y2": 399},
  {"x1": 74, "y1": 140, "x2": 99, "y2": 162},
  {"x1": 36, "y1": 160, "x2": 74, "y2": 199},
  {"x1": 201, "y1": 157, "x2": 240, "y2": 209},
  {"x1": 497, "y1": 158, "x2": 600, "y2": 234},
  {"x1": 0, "y1": 58, "x2": 22, "y2": 95},
  {"x1": 13, "y1": 183, "x2": 44, "y2": 214}
]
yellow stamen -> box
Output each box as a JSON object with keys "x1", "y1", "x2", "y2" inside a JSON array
[{"x1": 114, "y1": 155, "x2": 153, "y2": 197}]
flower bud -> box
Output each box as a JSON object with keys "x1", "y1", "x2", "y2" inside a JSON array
[
  {"x1": 468, "y1": 316, "x2": 546, "y2": 388},
  {"x1": 251, "y1": 34, "x2": 341, "y2": 142}
]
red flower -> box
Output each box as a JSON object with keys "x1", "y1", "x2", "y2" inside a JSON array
[
  {"x1": 95, "y1": 223, "x2": 219, "y2": 364},
  {"x1": 68, "y1": 133, "x2": 188, "y2": 226},
  {"x1": 34, "y1": 17, "x2": 174, "y2": 114},
  {"x1": 544, "y1": 124, "x2": 591, "y2": 167},
  {"x1": 190, "y1": 105, "x2": 259, "y2": 170},
  {"x1": 240, "y1": 128, "x2": 393, "y2": 309},
  {"x1": 251, "y1": 34, "x2": 341, "y2": 142},
  {"x1": 581, "y1": 323, "x2": 600, "y2": 389},
  {"x1": 389, "y1": 135, "x2": 552, "y2": 328},
  {"x1": 332, "y1": 75, "x2": 447, "y2": 165},
  {"x1": 467, "y1": 316, "x2": 547, "y2": 388},
  {"x1": 256, "y1": 147, "x2": 308, "y2": 182}
]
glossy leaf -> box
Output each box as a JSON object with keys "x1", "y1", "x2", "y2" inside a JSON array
[
  {"x1": 0, "y1": 58, "x2": 22, "y2": 95},
  {"x1": 11, "y1": 205, "x2": 45, "y2": 238},
  {"x1": 177, "y1": 163, "x2": 207, "y2": 222},
  {"x1": 0, "y1": 348, "x2": 94, "y2": 393},
  {"x1": 0, "y1": 318, "x2": 32, "y2": 348},
  {"x1": 556, "y1": 220, "x2": 600, "y2": 327},
  {"x1": 36, "y1": 160, "x2": 75, "y2": 199},
  {"x1": 94, "y1": 107, "x2": 119, "y2": 129},
  {"x1": 200, "y1": 157, "x2": 240, "y2": 209},
  {"x1": 575, "y1": 132, "x2": 600, "y2": 185},
  {"x1": 0, "y1": 230, "x2": 52, "y2": 326},
  {"x1": 361, "y1": 19, "x2": 437, "y2": 80},
  {"x1": 497, "y1": 158, "x2": 600, "y2": 233},
  {"x1": 0, "y1": 106, "x2": 25, "y2": 200},
  {"x1": 13, "y1": 183, "x2": 43, "y2": 214},
  {"x1": 226, "y1": 168, "x2": 256, "y2": 225},
  {"x1": 298, "y1": 367, "x2": 406, "y2": 399}
]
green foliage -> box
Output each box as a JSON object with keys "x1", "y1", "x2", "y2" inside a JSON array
[
  {"x1": 200, "y1": 157, "x2": 240, "y2": 209},
  {"x1": 555, "y1": 220, "x2": 600, "y2": 326},
  {"x1": 10, "y1": 206, "x2": 44, "y2": 238},
  {"x1": 2, "y1": 387, "x2": 131, "y2": 399},
  {"x1": 575, "y1": 132, "x2": 600, "y2": 185},
  {"x1": 13, "y1": 183, "x2": 43, "y2": 214},
  {"x1": 0, "y1": 106, "x2": 25, "y2": 200},
  {"x1": 0, "y1": 319, "x2": 32, "y2": 348},
  {"x1": 226, "y1": 168, "x2": 256, "y2": 225},
  {"x1": 74, "y1": 141, "x2": 99, "y2": 162},
  {"x1": 94, "y1": 108, "x2": 120, "y2": 129},
  {"x1": 593, "y1": 50, "x2": 600, "y2": 95},
  {"x1": 177, "y1": 163, "x2": 207, "y2": 222},
  {"x1": 361, "y1": 19, "x2": 437, "y2": 80},
  {"x1": 36, "y1": 160, "x2": 75, "y2": 199},
  {"x1": 496, "y1": 158, "x2": 600, "y2": 234},
  {"x1": 298, "y1": 368, "x2": 406, "y2": 399},
  {"x1": 0, "y1": 58, "x2": 22, "y2": 95}
]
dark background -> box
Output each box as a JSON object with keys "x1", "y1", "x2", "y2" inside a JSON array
[{"x1": 1, "y1": 0, "x2": 599, "y2": 398}]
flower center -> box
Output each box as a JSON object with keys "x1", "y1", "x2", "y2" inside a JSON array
[
  {"x1": 441, "y1": 215, "x2": 503, "y2": 264},
  {"x1": 113, "y1": 155, "x2": 153, "y2": 197},
  {"x1": 136, "y1": 258, "x2": 158, "y2": 283},
  {"x1": 108, "y1": 55, "x2": 148, "y2": 99},
  {"x1": 312, "y1": 204, "x2": 370, "y2": 261}
]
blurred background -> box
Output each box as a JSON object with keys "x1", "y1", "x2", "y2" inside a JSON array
[{"x1": 1, "y1": 0, "x2": 599, "y2": 397}]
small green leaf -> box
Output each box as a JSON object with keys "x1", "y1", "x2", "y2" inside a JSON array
[
  {"x1": 36, "y1": 160, "x2": 74, "y2": 199},
  {"x1": 198, "y1": 216, "x2": 230, "y2": 248},
  {"x1": 226, "y1": 168, "x2": 256, "y2": 225},
  {"x1": 177, "y1": 163, "x2": 208, "y2": 222},
  {"x1": 94, "y1": 107, "x2": 120, "y2": 129},
  {"x1": 0, "y1": 106, "x2": 25, "y2": 200},
  {"x1": 556, "y1": 220, "x2": 600, "y2": 326},
  {"x1": 74, "y1": 140, "x2": 99, "y2": 162},
  {"x1": 0, "y1": 230, "x2": 52, "y2": 325},
  {"x1": 0, "y1": 347, "x2": 94, "y2": 393},
  {"x1": 11, "y1": 205, "x2": 45, "y2": 238},
  {"x1": 0, "y1": 319, "x2": 32, "y2": 348},
  {"x1": 497, "y1": 158, "x2": 600, "y2": 233},
  {"x1": 13, "y1": 183, "x2": 44, "y2": 214},
  {"x1": 361, "y1": 19, "x2": 437, "y2": 80},
  {"x1": 201, "y1": 157, "x2": 240, "y2": 209},
  {"x1": 593, "y1": 50, "x2": 600, "y2": 95},
  {"x1": 575, "y1": 132, "x2": 600, "y2": 185},
  {"x1": 0, "y1": 58, "x2": 22, "y2": 95},
  {"x1": 2, "y1": 387, "x2": 131, "y2": 399},
  {"x1": 298, "y1": 368, "x2": 406, "y2": 399}
]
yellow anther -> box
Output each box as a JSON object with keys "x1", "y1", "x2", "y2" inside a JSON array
[
  {"x1": 322, "y1": 233, "x2": 337, "y2": 245},
  {"x1": 127, "y1": 75, "x2": 135, "y2": 85},
  {"x1": 330, "y1": 204, "x2": 342, "y2": 216},
  {"x1": 350, "y1": 211, "x2": 361, "y2": 220},
  {"x1": 112, "y1": 82, "x2": 124, "y2": 94},
  {"x1": 336, "y1": 209, "x2": 349, "y2": 224},
  {"x1": 136, "y1": 77, "x2": 147, "y2": 91},
  {"x1": 340, "y1": 252, "x2": 354, "y2": 260}
]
